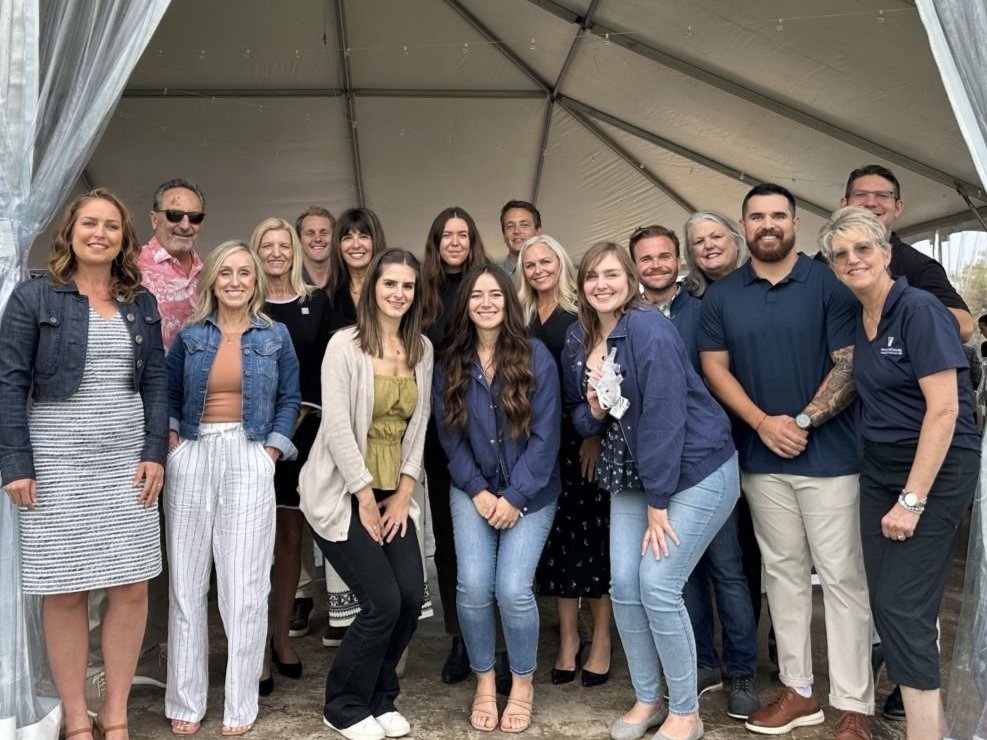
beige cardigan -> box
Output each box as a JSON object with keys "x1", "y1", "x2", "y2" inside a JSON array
[{"x1": 299, "y1": 327, "x2": 433, "y2": 542}]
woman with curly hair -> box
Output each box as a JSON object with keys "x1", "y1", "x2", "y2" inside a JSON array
[
  {"x1": 0, "y1": 189, "x2": 168, "y2": 740},
  {"x1": 433, "y1": 265, "x2": 560, "y2": 733}
]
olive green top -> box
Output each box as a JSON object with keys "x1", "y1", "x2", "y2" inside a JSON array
[{"x1": 365, "y1": 375, "x2": 418, "y2": 490}]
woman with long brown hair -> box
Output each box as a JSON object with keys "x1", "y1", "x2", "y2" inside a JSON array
[
  {"x1": 299, "y1": 249, "x2": 433, "y2": 740},
  {"x1": 433, "y1": 265, "x2": 560, "y2": 733},
  {"x1": 0, "y1": 189, "x2": 168, "y2": 740},
  {"x1": 418, "y1": 207, "x2": 492, "y2": 684}
]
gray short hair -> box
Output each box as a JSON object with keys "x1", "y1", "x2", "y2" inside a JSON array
[
  {"x1": 818, "y1": 206, "x2": 890, "y2": 260},
  {"x1": 152, "y1": 178, "x2": 205, "y2": 211}
]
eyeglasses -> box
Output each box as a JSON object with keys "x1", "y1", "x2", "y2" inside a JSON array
[
  {"x1": 157, "y1": 209, "x2": 205, "y2": 225},
  {"x1": 847, "y1": 190, "x2": 898, "y2": 203},
  {"x1": 829, "y1": 243, "x2": 878, "y2": 265}
]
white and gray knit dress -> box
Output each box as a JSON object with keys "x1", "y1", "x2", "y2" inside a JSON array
[{"x1": 20, "y1": 309, "x2": 162, "y2": 594}]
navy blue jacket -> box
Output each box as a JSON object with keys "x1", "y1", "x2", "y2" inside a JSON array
[
  {"x1": 433, "y1": 339, "x2": 561, "y2": 513},
  {"x1": 563, "y1": 305, "x2": 735, "y2": 509},
  {"x1": 0, "y1": 277, "x2": 168, "y2": 483},
  {"x1": 166, "y1": 315, "x2": 301, "y2": 459}
]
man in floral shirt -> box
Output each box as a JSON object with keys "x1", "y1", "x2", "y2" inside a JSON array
[{"x1": 137, "y1": 178, "x2": 206, "y2": 351}]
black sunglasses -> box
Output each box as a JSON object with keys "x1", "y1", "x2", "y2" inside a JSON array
[{"x1": 158, "y1": 209, "x2": 205, "y2": 225}]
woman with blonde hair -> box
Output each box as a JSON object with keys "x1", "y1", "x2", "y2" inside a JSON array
[
  {"x1": 0, "y1": 188, "x2": 168, "y2": 740},
  {"x1": 164, "y1": 241, "x2": 300, "y2": 736},
  {"x1": 249, "y1": 218, "x2": 333, "y2": 692},
  {"x1": 516, "y1": 235, "x2": 613, "y2": 688}
]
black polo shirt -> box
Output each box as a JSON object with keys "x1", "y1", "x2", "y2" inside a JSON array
[
  {"x1": 698, "y1": 253, "x2": 859, "y2": 476},
  {"x1": 855, "y1": 278, "x2": 980, "y2": 451}
]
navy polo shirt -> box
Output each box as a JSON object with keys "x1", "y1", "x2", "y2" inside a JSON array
[
  {"x1": 669, "y1": 288, "x2": 703, "y2": 374},
  {"x1": 698, "y1": 253, "x2": 859, "y2": 476},
  {"x1": 855, "y1": 278, "x2": 980, "y2": 451}
]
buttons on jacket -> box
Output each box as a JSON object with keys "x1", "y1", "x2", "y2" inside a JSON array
[
  {"x1": 134, "y1": 335, "x2": 143, "y2": 344},
  {"x1": 49, "y1": 316, "x2": 58, "y2": 324},
  {"x1": 126, "y1": 313, "x2": 135, "y2": 322}
]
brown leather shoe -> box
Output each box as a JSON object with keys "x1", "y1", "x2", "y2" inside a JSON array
[
  {"x1": 834, "y1": 711, "x2": 871, "y2": 740},
  {"x1": 745, "y1": 687, "x2": 825, "y2": 735}
]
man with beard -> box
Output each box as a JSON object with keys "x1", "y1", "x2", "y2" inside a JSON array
[
  {"x1": 698, "y1": 184, "x2": 874, "y2": 740},
  {"x1": 632, "y1": 224, "x2": 761, "y2": 720},
  {"x1": 295, "y1": 205, "x2": 335, "y2": 290}
]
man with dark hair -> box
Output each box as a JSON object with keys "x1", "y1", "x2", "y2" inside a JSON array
[
  {"x1": 700, "y1": 184, "x2": 874, "y2": 740},
  {"x1": 498, "y1": 199, "x2": 542, "y2": 274},
  {"x1": 296, "y1": 205, "x2": 335, "y2": 290},
  {"x1": 632, "y1": 224, "x2": 761, "y2": 720},
  {"x1": 137, "y1": 177, "x2": 206, "y2": 351},
  {"x1": 840, "y1": 164, "x2": 973, "y2": 342}
]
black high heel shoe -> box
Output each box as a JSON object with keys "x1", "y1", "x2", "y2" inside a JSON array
[
  {"x1": 271, "y1": 637, "x2": 302, "y2": 679},
  {"x1": 258, "y1": 672, "x2": 274, "y2": 696},
  {"x1": 550, "y1": 640, "x2": 586, "y2": 685},
  {"x1": 581, "y1": 644, "x2": 612, "y2": 687}
]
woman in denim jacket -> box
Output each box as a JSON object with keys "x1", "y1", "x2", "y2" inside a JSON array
[
  {"x1": 563, "y1": 242, "x2": 737, "y2": 740},
  {"x1": 164, "y1": 241, "x2": 300, "y2": 737},
  {"x1": 433, "y1": 265, "x2": 560, "y2": 734},
  {"x1": 0, "y1": 189, "x2": 168, "y2": 740}
]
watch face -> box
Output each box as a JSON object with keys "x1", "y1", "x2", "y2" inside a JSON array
[
  {"x1": 795, "y1": 414, "x2": 811, "y2": 430},
  {"x1": 903, "y1": 492, "x2": 918, "y2": 506}
]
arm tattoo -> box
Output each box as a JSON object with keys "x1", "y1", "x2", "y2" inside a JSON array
[{"x1": 803, "y1": 346, "x2": 856, "y2": 427}]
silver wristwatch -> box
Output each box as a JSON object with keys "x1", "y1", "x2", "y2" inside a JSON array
[
  {"x1": 794, "y1": 413, "x2": 813, "y2": 431},
  {"x1": 898, "y1": 491, "x2": 926, "y2": 514}
]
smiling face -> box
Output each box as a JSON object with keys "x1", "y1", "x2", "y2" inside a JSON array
[
  {"x1": 340, "y1": 229, "x2": 373, "y2": 271},
  {"x1": 375, "y1": 263, "x2": 417, "y2": 321},
  {"x1": 299, "y1": 215, "x2": 333, "y2": 265},
  {"x1": 502, "y1": 207, "x2": 541, "y2": 257},
  {"x1": 257, "y1": 229, "x2": 293, "y2": 280},
  {"x1": 468, "y1": 272, "x2": 506, "y2": 331},
  {"x1": 841, "y1": 174, "x2": 903, "y2": 232},
  {"x1": 829, "y1": 229, "x2": 891, "y2": 294},
  {"x1": 742, "y1": 194, "x2": 798, "y2": 263},
  {"x1": 633, "y1": 235, "x2": 679, "y2": 293},
  {"x1": 439, "y1": 217, "x2": 471, "y2": 272},
  {"x1": 71, "y1": 198, "x2": 124, "y2": 270},
  {"x1": 212, "y1": 250, "x2": 256, "y2": 312},
  {"x1": 688, "y1": 219, "x2": 741, "y2": 280},
  {"x1": 521, "y1": 241, "x2": 560, "y2": 296},
  {"x1": 583, "y1": 252, "x2": 632, "y2": 318},
  {"x1": 150, "y1": 187, "x2": 203, "y2": 256}
]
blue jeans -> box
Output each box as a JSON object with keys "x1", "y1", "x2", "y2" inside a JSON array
[
  {"x1": 609, "y1": 455, "x2": 739, "y2": 715},
  {"x1": 682, "y1": 505, "x2": 758, "y2": 677},
  {"x1": 450, "y1": 486, "x2": 555, "y2": 676}
]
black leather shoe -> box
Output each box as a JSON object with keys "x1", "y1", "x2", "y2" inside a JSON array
[
  {"x1": 580, "y1": 666, "x2": 610, "y2": 687},
  {"x1": 441, "y1": 636, "x2": 470, "y2": 684},
  {"x1": 258, "y1": 673, "x2": 274, "y2": 696},
  {"x1": 271, "y1": 638, "x2": 302, "y2": 679},
  {"x1": 494, "y1": 650, "x2": 511, "y2": 696},
  {"x1": 551, "y1": 641, "x2": 585, "y2": 685},
  {"x1": 882, "y1": 685, "x2": 906, "y2": 721}
]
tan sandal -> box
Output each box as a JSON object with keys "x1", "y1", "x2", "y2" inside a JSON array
[
  {"x1": 500, "y1": 697, "x2": 533, "y2": 733},
  {"x1": 221, "y1": 723, "x2": 253, "y2": 736},
  {"x1": 94, "y1": 716, "x2": 128, "y2": 739},
  {"x1": 65, "y1": 721, "x2": 94, "y2": 739},
  {"x1": 171, "y1": 719, "x2": 201, "y2": 735},
  {"x1": 470, "y1": 694, "x2": 499, "y2": 732}
]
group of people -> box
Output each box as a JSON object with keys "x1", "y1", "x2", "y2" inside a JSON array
[{"x1": 0, "y1": 163, "x2": 978, "y2": 740}]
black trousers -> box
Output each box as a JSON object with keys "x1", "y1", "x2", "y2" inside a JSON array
[
  {"x1": 313, "y1": 494, "x2": 425, "y2": 728},
  {"x1": 860, "y1": 440, "x2": 978, "y2": 690},
  {"x1": 736, "y1": 494, "x2": 764, "y2": 625},
  {"x1": 424, "y1": 420, "x2": 459, "y2": 636}
]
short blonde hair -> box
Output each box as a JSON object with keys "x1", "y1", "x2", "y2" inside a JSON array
[
  {"x1": 249, "y1": 217, "x2": 312, "y2": 299},
  {"x1": 818, "y1": 206, "x2": 890, "y2": 261},
  {"x1": 516, "y1": 235, "x2": 578, "y2": 324},
  {"x1": 187, "y1": 241, "x2": 270, "y2": 326}
]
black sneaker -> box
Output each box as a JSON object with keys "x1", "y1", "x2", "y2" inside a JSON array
[
  {"x1": 882, "y1": 685, "x2": 906, "y2": 721},
  {"x1": 697, "y1": 666, "x2": 724, "y2": 697},
  {"x1": 727, "y1": 676, "x2": 760, "y2": 720},
  {"x1": 441, "y1": 636, "x2": 471, "y2": 684},
  {"x1": 289, "y1": 597, "x2": 314, "y2": 638}
]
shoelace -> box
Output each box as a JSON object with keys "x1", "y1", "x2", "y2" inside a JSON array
[
  {"x1": 89, "y1": 672, "x2": 106, "y2": 697},
  {"x1": 732, "y1": 676, "x2": 755, "y2": 693}
]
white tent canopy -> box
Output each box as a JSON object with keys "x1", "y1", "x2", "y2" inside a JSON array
[{"x1": 32, "y1": 0, "x2": 987, "y2": 266}]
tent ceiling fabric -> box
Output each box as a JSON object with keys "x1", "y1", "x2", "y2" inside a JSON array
[{"x1": 50, "y1": 0, "x2": 985, "y2": 267}]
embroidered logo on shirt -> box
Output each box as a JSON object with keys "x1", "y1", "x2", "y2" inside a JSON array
[{"x1": 880, "y1": 336, "x2": 903, "y2": 357}]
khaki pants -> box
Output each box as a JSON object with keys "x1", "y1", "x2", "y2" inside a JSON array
[{"x1": 742, "y1": 472, "x2": 874, "y2": 715}]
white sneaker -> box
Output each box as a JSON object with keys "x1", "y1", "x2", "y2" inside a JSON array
[
  {"x1": 324, "y1": 715, "x2": 385, "y2": 740},
  {"x1": 375, "y1": 711, "x2": 411, "y2": 738}
]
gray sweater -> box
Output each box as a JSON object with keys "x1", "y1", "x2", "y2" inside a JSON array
[{"x1": 299, "y1": 327, "x2": 433, "y2": 541}]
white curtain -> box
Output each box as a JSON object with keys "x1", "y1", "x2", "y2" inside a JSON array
[
  {"x1": 916, "y1": 3, "x2": 987, "y2": 737},
  {"x1": 0, "y1": 1, "x2": 170, "y2": 737}
]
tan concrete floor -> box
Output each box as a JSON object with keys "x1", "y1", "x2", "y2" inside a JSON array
[{"x1": 124, "y1": 519, "x2": 971, "y2": 740}]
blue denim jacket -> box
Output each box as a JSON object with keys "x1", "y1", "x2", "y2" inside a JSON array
[
  {"x1": 166, "y1": 315, "x2": 301, "y2": 459},
  {"x1": 433, "y1": 339, "x2": 561, "y2": 514},
  {"x1": 0, "y1": 277, "x2": 168, "y2": 483},
  {"x1": 562, "y1": 305, "x2": 735, "y2": 508}
]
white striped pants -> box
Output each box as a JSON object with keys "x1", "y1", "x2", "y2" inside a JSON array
[{"x1": 164, "y1": 422, "x2": 276, "y2": 727}]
